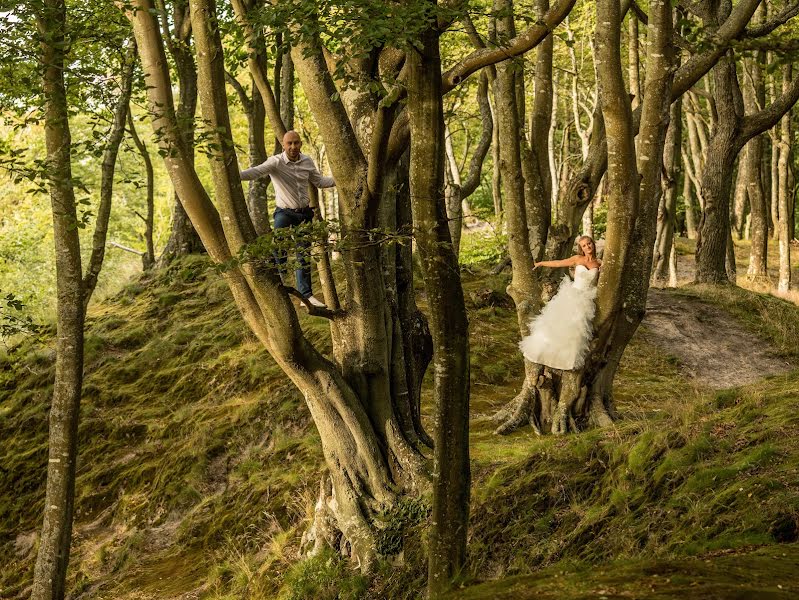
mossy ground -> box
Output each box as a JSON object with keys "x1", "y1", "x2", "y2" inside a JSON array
[{"x1": 2, "y1": 243, "x2": 799, "y2": 599}]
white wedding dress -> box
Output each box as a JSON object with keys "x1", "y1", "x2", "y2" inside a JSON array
[{"x1": 519, "y1": 264, "x2": 599, "y2": 371}]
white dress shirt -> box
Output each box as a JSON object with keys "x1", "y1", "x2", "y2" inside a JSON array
[{"x1": 240, "y1": 152, "x2": 335, "y2": 210}]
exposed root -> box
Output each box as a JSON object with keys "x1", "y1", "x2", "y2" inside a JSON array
[
  {"x1": 493, "y1": 383, "x2": 538, "y2": 435},
  {"x1": 552, "y1": 372, "x2": 583, "y2": 435},
  {"x1": 300, "y1": 477, "x2": 343, "y2": 559}
]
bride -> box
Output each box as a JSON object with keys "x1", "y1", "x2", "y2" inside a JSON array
[{"x1": 519, "y1": 236, "x2": 601, "y2": 371}]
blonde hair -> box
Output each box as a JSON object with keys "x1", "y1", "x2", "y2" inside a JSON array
[{"x1": 576, "y1": 235, "x2": 596, "y2": 256}]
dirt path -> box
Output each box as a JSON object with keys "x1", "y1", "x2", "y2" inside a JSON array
[{"x1": 639, "y1": 289, "x2": 793, "y2": 389}]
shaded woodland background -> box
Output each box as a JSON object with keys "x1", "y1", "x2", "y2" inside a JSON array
[{"x1": 2, "y1": 0, "x2": 799, "y2": 598}]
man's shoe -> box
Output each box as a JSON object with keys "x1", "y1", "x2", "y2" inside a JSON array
[{"x1": 305, "y1": 295, "x2": 327, "y2": 309}]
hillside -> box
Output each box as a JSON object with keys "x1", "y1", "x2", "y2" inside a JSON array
[{"x1": 2, "y1": 255, "x2": 799, "y2": 599}]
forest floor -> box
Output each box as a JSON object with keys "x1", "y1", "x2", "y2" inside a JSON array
[
  {"x1": 641, "y1": 289, "x2": 792, "y2": 388},
  {"x1": 2, "y1": 237, "x2": 799, "y2": 599}
]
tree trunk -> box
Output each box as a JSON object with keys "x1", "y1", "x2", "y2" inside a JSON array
[
  {"x1": 158, "y1": 2, "x2": 205, "y2": 264},
  {"x1": 628, "y1": 13, "x2": 641, "y2": 110},
  {"x1": 31, "y1": 1, "x2": 85, "y2": 597},
  {"x1": 407, "y1": 16, "x2": 470, "y2": 595},
  {"x1": 732, "y1": 163, "x2": 749, "y2": 239},
  {"x1": 778, "y1": 63, "x2": 794, "y2": 292},
  {"x1": 588, "y1": 0, "x2": 674, "y2": 420},
  {"x1": 246, "y1": 74, "x2": 271, "y2": 235},
  {"x1": 652, "y1": 100, "x2": 681, "y2": 286},
  {"x1": 681, "y1": 163, "x2": 695, "y2": 237},
  {"x1": 83, "y1": 44, "x2": 136, "y2": 309},
  {"x1": 127, "y1": 111, "x2": 156, "y2": 269},
  {"x1": 742, "y1": 17, "x2": 768, "y2": 279},
  {"x1": 129, "y1": 0, "x2": 435, "y2": 572},
  {"x1": 696, "y1": 52, "x2": 740, "y2": 284}
]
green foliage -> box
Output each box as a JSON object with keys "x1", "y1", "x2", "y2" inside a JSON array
[
  {"x1": 459, "y1": 230, "x2": 507, "y2": 266},
  {"x1": 0, "y1": 291, "x2": 40, "y2": 339},
  {"x1": 3, "y1": 259, "x2": 799, "y2": 599}
]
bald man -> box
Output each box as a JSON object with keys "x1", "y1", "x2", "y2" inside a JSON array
[{"x1": 240, "y1": 131, "x2": 335, "y2": 308}]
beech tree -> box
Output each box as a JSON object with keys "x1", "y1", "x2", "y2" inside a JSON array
[
  {"x1": 29, "y1": 1, "x2": 85, "y2": 596},
  {"x1": 493, "y1": 0, "x2": 799, "y2": 435},
  {"x1": 153, "y1": 0, "x2": 206, "y2": 263}
]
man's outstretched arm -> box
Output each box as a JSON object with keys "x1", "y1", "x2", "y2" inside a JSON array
[{"x1": 240, "y1": 155, "x2": 278, "y2": 181}]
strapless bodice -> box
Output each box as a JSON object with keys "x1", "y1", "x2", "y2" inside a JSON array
[{"x1": 573, "y1": 264, "x2": 599, "y2": 290}]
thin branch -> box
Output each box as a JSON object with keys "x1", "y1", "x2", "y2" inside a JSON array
[
  {"x1": 107, "y1": 241, "x2": 145, "y2": 256},
  {"x1": 225, "y1": 70, "x2": 252, "y2": 113},
  {"x1": 744, "y1": 1, "x2": 799, "y2": 38}
]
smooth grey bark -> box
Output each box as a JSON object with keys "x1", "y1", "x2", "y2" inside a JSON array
[
  {"x1": 31, "y1": 1, "x2": 85, "y2": 597},
  {"x1": 732, "y1": 162, "x2": 749, "y2": 239},
  {"x1": 743, "y1": 5, "x2": 768, "y2": 279}
]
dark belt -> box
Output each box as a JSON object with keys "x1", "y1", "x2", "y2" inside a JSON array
[{"x1": 278, "y1": 206, "x2": 313, "y2": 215}]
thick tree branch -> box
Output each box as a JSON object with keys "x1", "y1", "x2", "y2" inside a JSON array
[
  {"x1": 224, "y1": 70, "x2": 252, "y2": 113},
  {"x1": 671, "y1": 0, "x2": 760, "y2": 98},
  {"x1": 744, "y1": 1, "x2": 799, "y2": 37},
  {"x1": 741, "y1": 71, "x2": 799, "y2": 141},
  {"x1": 441, "y1": 0, "x2": 575, "y2": 92},
  {"x1": 461, "y1": 71, "x2": 492, "y2": 197},
  {"x1": 230, "y1": 0, "x2": 287, "y2": 143}
]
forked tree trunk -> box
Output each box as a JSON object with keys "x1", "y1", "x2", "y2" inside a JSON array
[
  {"x1": 444, "y1": 71, "x2": 492, "y2": 256},
  {"x1": 31, "y1": 1, "x2": 85, "y2": 596},
  {"x1": 127, "y1": 0, "x2": 434, "y2": 571}
]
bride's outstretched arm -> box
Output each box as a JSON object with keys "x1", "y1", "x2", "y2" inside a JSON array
[{"x1": 534, "y1": 255, "x2": 580, "y2": 269}]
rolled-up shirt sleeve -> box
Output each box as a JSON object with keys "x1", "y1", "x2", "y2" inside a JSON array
[
  {"x1": 240, "y1": 155, "x2": 278, "y2": 181},
  {"x1": 308, "y1": 162, "x2": 336, "y2": 189}
]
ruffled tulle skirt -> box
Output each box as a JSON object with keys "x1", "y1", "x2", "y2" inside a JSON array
[{"x1": 519, "y1": 275, "x2": 596, "y2": 371}]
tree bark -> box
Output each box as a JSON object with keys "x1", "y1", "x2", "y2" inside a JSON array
[
  {"x1": 126, "y1": 111, "x2": 156, "y2": 269},
  {"x1": 31, "y1": 1, "x2": 85, "y2": 597},
  {"x1": 653, "y1": 100, "x2": 681, "y2": 286},
  {"x1": 157, "y1": 0, "x2": 205, "y2": 264},
  {"x1": 743, "y1": 5, "x2": 768, "y2": 279},
  {"x1": 406, "y1": 15, "x2": 470, "y2": 595},
  {"x1": 83, "y1": 44, "x2": 136, "y2": 309},
  {"x1": 732, "y1": 162, "x2": 749, "y2": 239},
  {"x1": 778, "y1": 62, "x2": 794, "y2": 292}
]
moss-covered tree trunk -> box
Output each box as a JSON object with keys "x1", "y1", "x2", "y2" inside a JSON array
[
  {"x1": 31, "y1": 1, "x2": 85, "y2": 596},
  {"x1": 406, "y1": 16, "x2": 471, "y2": 595}
]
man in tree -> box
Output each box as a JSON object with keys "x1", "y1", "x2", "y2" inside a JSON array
[{"x1": 240, "y1": 130, "x2": 334, "y2": 308}]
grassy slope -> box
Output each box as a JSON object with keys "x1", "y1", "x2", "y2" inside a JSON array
[{"x1": 1, "y1": 254, "x2": 799, "y2": 599}]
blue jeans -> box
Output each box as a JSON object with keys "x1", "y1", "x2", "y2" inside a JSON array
[{"x1": 273, "y1": 207, "x2": 314, "y2": 298}]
